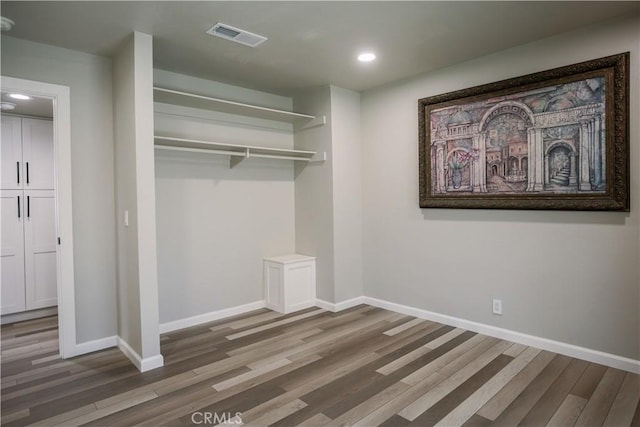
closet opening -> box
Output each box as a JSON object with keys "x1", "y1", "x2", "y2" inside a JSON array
[{"x1": 0, "y1": 76, "x2": 75, "y2": 358}]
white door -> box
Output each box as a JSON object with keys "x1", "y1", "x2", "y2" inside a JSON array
[
  {"x1": 1, "y1": 116, "x2": 23, "y2": 190},
  {"x1": 24, "y1": 190, "x2": 58, "y2": 309},
  {"x1": 21, "y1": 118, "x2": 55, "y2": 190},
  {"x1": 0, "y1": 190, "x2": 26, "y2": 314}
]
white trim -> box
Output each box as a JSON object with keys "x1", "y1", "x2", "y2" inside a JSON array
[
  {"x1": 159, "y1": 300, "x2": 266, "y2": 334},
  {"x1": 0, "y1": 76, "x2": 75, "y2": 359},
  {"x1": 74, "y1": 336, "x2": 118, "y2": 356},
  {"x1": 140, "y1": 354, "x2": 165, "y2": 372},
  {"x1": 315, "y1": 297, "x2": 365, "y2": 312},
  {"x1": 314, "y1": 299, "x2": 335, "y2": 311},
  {"x1": 362, "y1": 296, "x2": 640, "y2": 374},
  {"x1": 116, "y1": 337, "x2": 142, "y2": 370},
  {"x1": 117, "y1": 336, "x2": 164, "y2": 372},
  {"x1": 285, "y1": 301, "x2": 316, "y2": 314},
  {"x1": 0, "y1": 307, "x2": 57, "y2": 325}
]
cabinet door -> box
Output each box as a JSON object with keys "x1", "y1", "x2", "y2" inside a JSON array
[
  {"x1": 1, "y1": 190, "x2": 26, "y2": 314},
  {"x1": 24, "y1": 190, "x2": 57, "y2": 310},
  {"x1": 1, "y1": 116, "x2": 23, "y2": 190},
  {"x1": 21, "y1": 118, "x2": 54, "y2": 190}
]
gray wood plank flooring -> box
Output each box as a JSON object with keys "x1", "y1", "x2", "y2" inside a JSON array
[{"x1": 1, "y1": 306, "x2": 638, "y2": 426}]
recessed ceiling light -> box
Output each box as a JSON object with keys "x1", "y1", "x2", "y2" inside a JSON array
[
  {"x1": 0, "y1": 16, "x2": 14, "y2": 32},
  {"x1": 0, "y1": 102, "x2": 16, "y2": 110},
  {"x1": 358, "y1": 52, "x2": 376, "y2": 62},
  {"x1": 9, "y1": 93, "x2": 31, "y2": 100}
]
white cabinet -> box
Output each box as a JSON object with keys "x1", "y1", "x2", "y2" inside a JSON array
[
  {"x1": 1, "y1": 191, "x2": 26, "y2": 314},
  {"x1": 21, "y1": 118, "x2": 55, "y2": 190},
  {"x1": 23, "y1": 190, "x2": 58, "y2": 309},
  {"x1": 0, "y1": 116, "x2": 57, "y2": 315},
  {"x1": 264, "y1": 254, "x2": 316, "y2": 314},
  {"x1": 1, "y1": 116, "x2": 23, "y2": 190},
  {"x1": 1, "y1": 116, "x2": 54, "y2": 190}
]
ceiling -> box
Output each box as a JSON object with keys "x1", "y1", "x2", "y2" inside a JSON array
[
  {"x1": 1, "y1": 1, "x2": 638, "y2": 96},
  {"x1": 1, "y1": 92, "x2": 53, "y2": 118}
]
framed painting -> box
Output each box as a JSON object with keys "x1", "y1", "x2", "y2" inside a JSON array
[{"x1": 418, "y1": 52, "x2": 629, "y2": 211}]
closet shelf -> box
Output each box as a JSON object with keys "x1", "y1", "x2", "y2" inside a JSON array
[
  {"x1": 154, "y1": 136, "x2": 324, "y2": 165},
  {"x1": 154, "y1": 87, "x2": 324, "y2": 125}
]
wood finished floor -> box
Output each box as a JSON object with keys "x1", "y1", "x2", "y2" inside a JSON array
[{"x1": 1, "y1": 306, "x2": 639, "y2": 426}]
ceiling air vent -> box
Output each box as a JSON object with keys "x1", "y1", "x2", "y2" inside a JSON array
[{"x1": 206, "y1": 23, "x2": 268, "y2": 48}]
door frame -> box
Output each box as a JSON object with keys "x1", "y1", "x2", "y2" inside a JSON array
[{"x1": 1, "y1": 76, "x2": 76, "y2": 357}]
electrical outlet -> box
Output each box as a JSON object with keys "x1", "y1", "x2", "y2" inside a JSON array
[{"x1": 492, "y1": 299, "x2": 503, "y2": 315}]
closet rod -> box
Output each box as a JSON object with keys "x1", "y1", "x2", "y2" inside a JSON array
[
  {"x1": 154, "y1": 145, "x2": 246, "y2": 157},
  {"x1": 250, "y1": 153, "x2": 312, "y2": 161},
  {"x1": 154, "y1": 135, "x2": 315, "y2": 156}
]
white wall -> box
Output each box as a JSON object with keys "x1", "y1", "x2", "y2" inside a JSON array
[
  {"x1": 113, "y1": 35, "x2": 142, "y2": 352},
  {"x1": 330, "y1": 87, "x2": 364, "y2": 302},
  {"x1": 134, "y1": 34, "x2": 162, "y2": 362},
  {"x1": 293, "y1": 86, "x2": 364, "y2": 305},
  {"x1": 0, "y1": 36, "x2": 117, "y2": 344},
  {"x1": 294, "y1": 87, "x2": 335, "y2": 302},
  {"x1": 154, "y1": 71, "x2": 297, "y2": 323},
  {"x1": 113, "y1": 33, "x2": 162, "y2": 364},
  {"x1": 361, "y1": 14, "x2": 640, "y2": 360}
]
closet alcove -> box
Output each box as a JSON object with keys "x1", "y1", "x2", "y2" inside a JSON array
[{"x1": 152, "y1": 71, "x2": 326, "y2": 331}]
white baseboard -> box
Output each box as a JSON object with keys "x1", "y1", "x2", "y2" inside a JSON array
[
  {"x1": 54, "y1": 295, "x2": 640, "y2": 374},
  {"x1": 315, "y1": 297, "x2": 365, "y2": 312},
  {"x1": 73, "y1": 336, "x2": 118, "y2": 357},
  {"x1": 159, "y1": 300, "x2": 267, "y2": 334},
  {"x1": 286, "y1": 301, "x2": 317, "y2": 314},
  {"x1": 362, "y1": 296, "x2": 640, "y2": 374},
  {"x1": 72, "y1": 335, "x2": 164, "y2": 372},
  {"x1": 140, "y1": 354, "x2": 165, "y2": 372},
  {"x1": 116, "y1": 337, "x2": 164, "y2": 372},
  {"x1": 314, "y1": 299, "x2": 335, "y2": 311},
  {"x1": 1, "y1": 307, "x2": 58, "y2": 325}
]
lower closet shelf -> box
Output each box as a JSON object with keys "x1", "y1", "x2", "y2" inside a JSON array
[{"x1": 154, "y1": 135, "x2": 324, "y2": 166}]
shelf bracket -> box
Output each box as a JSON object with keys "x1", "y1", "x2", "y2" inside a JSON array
[
  {"x1": 298, "y1": 115, "x2": 326, "y2": 131},
  {"x1": 230, "y1": 148, "x2": 249, "y2": 168},
  {"x1": 229, "y1": 156, "x2": 244, "y2": 168},
  {"x1": 309, "y1": 151, "x2": 327, "y2": 163}
]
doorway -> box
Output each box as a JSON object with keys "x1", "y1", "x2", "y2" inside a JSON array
[{"x1": 0, "y1": 76, "x2": 75, "y2": 358}]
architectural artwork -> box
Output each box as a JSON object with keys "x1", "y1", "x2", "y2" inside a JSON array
[{"x1": 428, "y1": 77, "x2": 606, "y2": 195}]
